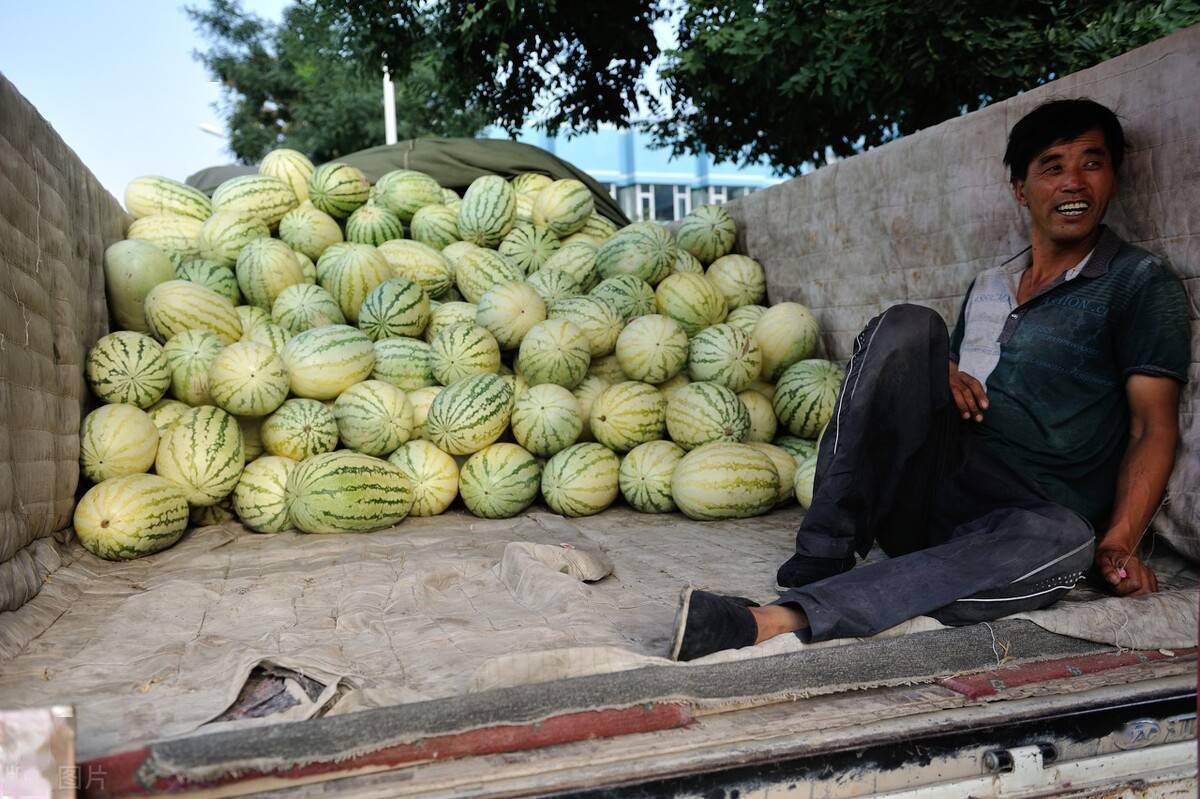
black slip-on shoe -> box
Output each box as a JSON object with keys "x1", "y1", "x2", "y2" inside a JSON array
[
  {"x1": 776, "y1": 553, "x2": 855, "y2": 590},
  {"x1": 669, "y1": 586, "x2": 760, "y2": 662}
]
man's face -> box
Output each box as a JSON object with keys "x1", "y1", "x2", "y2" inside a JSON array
[{"x1": 1012, "y1": 128, "x2": 1118, "y2": 247}]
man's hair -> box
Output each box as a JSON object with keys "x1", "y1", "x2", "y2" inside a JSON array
[{"x1": 1003, "y1": 99, "x2": 1126, "y2": 181}]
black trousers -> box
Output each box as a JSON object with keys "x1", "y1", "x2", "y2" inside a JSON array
[{"x1": 778, "y1": 304, "x2": 1096, "y2": 642}]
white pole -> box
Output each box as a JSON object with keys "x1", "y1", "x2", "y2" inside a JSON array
[{"x1": 382, "y1": 64, "x2": 397, "y2": 145}]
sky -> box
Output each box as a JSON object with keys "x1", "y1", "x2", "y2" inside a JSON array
[{"x1": 0, "y1": 0, "x2": 290, "y2": 200}]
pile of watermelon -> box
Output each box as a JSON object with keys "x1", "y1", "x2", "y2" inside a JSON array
[{"x1": 75, "y1": 150, "x2": 843, "y2": 561}]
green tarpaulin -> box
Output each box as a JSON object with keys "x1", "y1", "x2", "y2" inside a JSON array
[{"x1": 185, "y1": 137, "x2": 630, "y2": 226}]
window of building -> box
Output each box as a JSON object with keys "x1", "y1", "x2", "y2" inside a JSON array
[
  {"x1": 636, "y1": 184, "x2": 655, "y2": 221},
  {"x1": 609, "y1": 183, "x2": 618, "y2": 200},
  {"x1": 617, "y1": 185, "x2": 639, "y2": 220},
  {"x1": 674, "y1": 185, "x2": 691, "y2": 220},
  {"x1": 654, "y1": 185, "x2": 675, "y2": 222},
  {"x1": 708, "y1": 185, "x2": 729, "y2": 205}
]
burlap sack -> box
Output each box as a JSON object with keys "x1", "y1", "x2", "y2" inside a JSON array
[
  {"x1": 722, "y1": 24, "x2": 1200, "y2": 560},
  {"x1": 0, "y1": 73, "x2": 125, "y2": 611}
]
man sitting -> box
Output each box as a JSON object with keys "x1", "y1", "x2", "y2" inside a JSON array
[{"x1": 671, "y1": 99, "x2": 1191, "y2": 662}]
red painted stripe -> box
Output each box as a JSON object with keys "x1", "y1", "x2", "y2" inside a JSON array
[
  {"x1": 940, "y1": 647, "x2": 1197, "y2": 699},
  {"x1": 81, "y1": 702, "x2": 692, "y2": 798}
]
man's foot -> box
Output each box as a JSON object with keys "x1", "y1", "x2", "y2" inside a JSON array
[
  {"x1": 776, "y1": 552, "x2": 855, "y2": 589},
  {"x1": 669, "y1": 586, "x2": 760, "y2": 662}
]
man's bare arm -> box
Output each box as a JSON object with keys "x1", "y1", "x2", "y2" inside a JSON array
[{"x1": 1095, "y1": 374, "x2": 1180, "y2": 596}]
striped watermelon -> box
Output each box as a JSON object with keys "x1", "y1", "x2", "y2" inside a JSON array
[
  {"x1": 688, "y1": 324, "x2": 762, "y2": 391},
  {"x1": 377, "y1": 240, "x2": 455, "y2": 300},
  {"x1": 459, "y1": 443, "x2": 541, "y2": 518},
  {"x1": 441, "y1": 240, "x2": 475, "y2": 264},
  {"x1": 271, "y1": 283, "x2": 345, "y2": 335},
  {"x1": 726, "y1": 304, "x2": 768, "y2": 335},
  {"x1": 197, "y1": 211, "x2": 269, "y2": 267},
  {"x1": 278, "y1": 201, "x2": 345, "y2": 261},
  {"x1": 144, "y1": 280, "x2": 242, "y2": 344},
  {"x1": 619, "y1": 439, "x2": 685, "y2": 513},
  {"x1": 756, "y1": 302, "x2": 820, "y2": 381},
  {"x1": 147, "y1": 398, "x2": 190, "y2": 435},
  {"x1": 541, "y1": 241, "x2": 599, "y2": 291},
  {"x1": 499, "y1": 222, "x2": 561, "y2": 275},
  {"x1": 155, "y1": 405, "x2": 245, "y2": 505},
  {"x1": 476, "y1": 281, "x2": 547, "y2": 349},
  {"x1": 280, "y1": 324, "x2": 376, "y2": 399},
  {"x1": 208, "y1": 341, "x2": 289, "y2": 416},
  {"x1": 673, "y1": 249, "x2": 704, "y2": 275},
  {"x1": 541, "y1": 442, "x2": 620, "y2": 517},
  {"x1": 79, "y1": 404, "x2": 159, "y2": 483},
  {"x1": 176, "y1": 259, "x2": 241, "y2": 304},
  {"x1": 318, "y1": 243, "x2": 393, "y2": 323},
  {"x1": 407, "y1": 385, "x2": 443, "y2": 438},
  {"x1": 430, "y1": 323, "x2": 501, "y2": 385},
  {"x1": 409, "y1": 204, "x2": 461, "y2": 251},
  {"x1": 532, "y1": 179, "x2": 594, "y2": 238},
  {"x1": 665, "y1": 381, "x2": 751, "y2": 450},
  {"x1": 235, "y1": 238, "x2": 306, "y2": 309},
  {"x1": 239, "y1": 414, "x2": 265, "y2": 460},
  {"x1": 373, "y1": 336, "x2": 437, "y2": 391},
  {"x1": 514, "y1": 192, "x2": 535, "y2": 225},
  {"x1": 596, "y1": 222, "x2": 675, "y2": 285},
  {"x1": 86, "y1": 331, "x2": 170, "y2": 408},
  {"x1": 458, "y1": 175, "x2": 517, "y2": 247},
  {"x1": 794, "y1": 454, "x2": 818, "y2": 509},
  {"x1": 562, "y1": 232, "x2": 604, "y2": 248},
  {"x1": 261, "y1": 398, "x2": 339, "y2": 460},
  {"x1": 232, "y1": 455, "x2": 297, "y2": 533},
  {"x1": 511, "y1": 172, "x2": 553, "y2": 196},
  {"x1": 525, "y1": 268, "x2": 583, "y2": 304},
  {"x1": 774, "y1": 435, "x2": 818, "y2": 463},
  {"x1": 671, "y1": 441, "x2": 779, "y2": 520},
  {"x1": 333, "y1": 379, "x2": 413, "y2": 456},
  {"x1": 548, "y1": 296, "x2": 623, "y2": 357},
  {"x1": 746, "y1": 379, "x2": 775, "y2": 401},
  {"x1": 287, "y1": 450, "x2": 413, "y2": 533},
  {"x1": 315, "y1": 242, "x2": 353, "y2": 283},
  {"x1": 73, "y1": 474, "x2": 189, "y2": 560},
  {"x1": 425, "y1": 301, "x2": 478, "y2": 343},
  {"x1": 590, "y1": 275, "x2": 656, "y2": 322},
  {"x1": 294, "y1": 250, "x2": 318, "y2": 283},
  {"x1": 656, "y1": 372, "x2": 691, "y2": 403},
  {"x1": 654, "y1": 273, "x2": 728, "y2": 336},
  {"x1": 517, "y1": 319, "x2": 591, "y2": 389},
  {"x1": 127, "y1": 214, "x2": 203, "y2": 264},
  {"x1": 773, "y1": 359, "x2": 844, "y2": 438},
  {"x1": 572, "y1": 374, "x2": 611, "y2": 442},
  {"x1": 212, "y1": 174, "x2": 298, "y2": 228},
  {"x1": 510, "y1": 383, "x2": 582, "y2": 457},
  {"x1": 307, "y1": 163, "x2": 369, "y2": 219},
  {"x1": 358, "y1": 277, "x2": 430, "y2": 341},
  {"x1": 424, "y1": 372, "x2": 513, "y2": 455},
  {"x1": 103, "y1": 239, "x2": 177, "y2": 334},
  {"x1": 373, "y1": 170, "x2": 443, "y2": 223},
  {"x1": 614, "y1": 314, "x2": 688, "y2": 384},
  {"x1": 501, "y1": 370, "x2": 529, "y2": 406},
  {"x1": 588, "y1": 353, "x2": 628, "y2": 384},
  {"x1": 237, "y1": 304, "x2": 271, "y2": 336},
  {"x1": 125, "y1": 176, "x2": 213, "y2": 221},
  {"x1": 707, "y1": 255, "x2": 766, "y2": 309},
  {"x1": 163, "y1": 329, "x2": 223, "y2": 405},
  {"x1": 747, "y1": 442, "x2": 796, "y2": 505},
  {"x1": 580, "y1": 212, "x2": 618, "y2": 242},
  {"x1": 260, "y1": 148, "x2": 315, "y2": 203},
  {"x1": 191, "y1": 496, "x2": 236, "y2": 526},
  {"x1": 346, "y1": 204, "x2": 405, "y2": 245},
  {"x1": 244, "y1": 321, "x2": 291, "y2": 352},
  {"x1": 589, "y1": 381, "x2": 666, "y2": 453},
  {"x1": 739, "y1": 389, "x2": 778, "y2": 443},
  {"x1": 449, "y1": 245, "x2": 524, "y2": 304},
  {"x1": 676, "y1": 205, "x2": 737, "y2": 265},
  {"x1": 387, "y1": 439, "x2": 459, "y2": 516}
]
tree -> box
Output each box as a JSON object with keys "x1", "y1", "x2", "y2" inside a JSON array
[{"x1": 187, "y1": 0, "x2": 492, "y2": 164}]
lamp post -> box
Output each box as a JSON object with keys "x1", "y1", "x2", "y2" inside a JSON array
[{"x1": 382, "y1": 64, "x2": 397, "y2": 145}]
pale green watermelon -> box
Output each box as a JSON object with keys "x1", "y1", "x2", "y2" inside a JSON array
[
  {"x1": 86, "y1": 331, "x2": 170, "y2": 408},
  {"x1": 619, "y1": 440, "x2": 685, "y2": 513},
  {"x1": 235, "y1": 238, "x2": 307, "y2": 310},
  {"x1": 423, "y1": 372, "x2": 513, "y2": 455},
  {"x1": 449, "y1": 244, "x2": 525, "y2": 304},
  {"x1": 739, "y1": 389, "x2": 778, "y2": 443},
  {"x1": 197, "y1": 211, "x2": 270, "y2": 268},
  {"x1": 176, "y1": 258, "x2": 241, "y2": 304},
  {"x1": 102, "y1": 239, "x2": 177, "y2": 333},
  {"x1": 346, "y1": 204, "x2": 405, "y2": 245},
  {"x1": 531, "y1": 179, "x2": 594, "y2": 238},
  {"x1": 429, "y1": 323, "x2": 502, "y2": 385},
  {"x1": 665, "y1": 381, "x2": 751, "y2": 450},
  {"x1": 127, "y1": 214, "x2": 203, "y2": 264},
  {"x1": 377, "y1": 239, "x2": 455, "y2": 300},
  {"x1": 726, "y1": 304, "x2": 768, "y2": 335},
  {"x1": 212, "y1": 174, "x2": 298, "y2": 228},
  {"x1": 278, "y1": 201, "x2": 345, "y2": 261},
  {"x1": 409, "y1": 204, "x2": 460, "y2": 251},
  {"x1": 333, "y1": 379, "x2": 413, "y2": 456},
  {"x1": 233, "y1": 455, "x2": 297, "y2": 533},
  {"x1": 748, "y1": 442, "x2": 796, "y2": 506},
  {"x1": 548, "y1": 296, "x2": 623, "y2": 358},
  {"x1": 590, "y1": 274, "x2": 656, "y2": 321},
  {"x1": 613, "y1": 314, "x2": 688, "y2": 384},
  {"x1": 676, "y1": 204, "x2": 736, "y2": 265},
  {"x1": 155, "y1": 405, "x2": 245, "y2": 505},
  {"x1": 773, "y1": 359, "x2": 844, "y2": 438},
  {"x1": 260, "y1": 148, "x2": 314, "y2": 203},
  {"x1": 525, "y1": 268, "x2": 583, "y2": 304},
  {"x1": 596, "y1": 222, "x2": 676, "y2": 285},
  {"x1": 541, "y1": 241, "x2": 599, "y2": 291},
  {"x1": 458, "y1": 175, "x2": 517, "y2": 247},
  {"x1": 73, "y1": 473, "x2": 189, "y2": 560},
  {"x1": 516, "y1": 319, "x2": 591, "y2": 389},
  {"x1": 373, "y1": 169, "x2": 443, "y2": 223},
  {"x1": 687, "y1": 323, "x2": 762, "y2": 392},
  {"x1": 144, "y1": 279, "x2": 242, "y2": 344},
  {"x1": 280, "y1": 324, "x2": 376, "y2": 400},
  {"x1": 654, "y1": 273, "x2": 728, "y2": 337},
  {"x1": 425, "y1": 301, "x2": 479, "y2": 343},
  {"x1": 271, "y1": 283, "x2": 346, "y2": 335},
  {"x1": 499, "y1": 222, "x2": 561, "y2": 274},
  {"x1": 476, "y1": 281, "x2": 547, "y2": 349},
  {"x1": 387, "y1": 439, "x2": 459, "y2": 516},
  {"x1": 541, "y1": 442, "x2": 620, "y2": 517},
  {"x1": 125, "y1": 175, "x2": 212, "y2": 221},
  {"x1": 756, "y1": 302, "x2": 820, "y2": 381},
  {"x1": 510, "y1": 383, "x2": 582, "y2": 457},
  {"x1": 357, "y1": 277, "x2": 430, "y2": 341},
  {"x1": 208, "y1": 341, "x2": 289, "y2": 417},
  {"x1": 794, "y1": 453, "x2": 818, "y2": 509},
  {"x1": 261, "y1": 398, "x2": 339, "y2": 461},
  {"x1": 588, "y1": 381, "x2": 666, "y2": 453},
  {"x1": 373, "y1": 336, "x2": 437, "y2": 390},
  {"x1": 307, "y1": 163, "x2": 369, "y2": 219},
  {"x1": 671, "y1": 441, "x2": 779, "y2": 521},
  {"x1": 707, "y1": 254, "x2": 766, "y2": 309},
  {"x1": 318, "y1": 243, "x2": 393, "y2": 323},
  {"x1": 163, "y1": 329, "x2": 223, "y2": 405},
  {"x1": 79, "y1": 404, "x2": 159, "y2": 483},
  {"x1": 459, "y1": 442, "x2": 541, "y2": 518},
  {"x1": 287, "y1": 450, "x2": 413, "y2": 533}
]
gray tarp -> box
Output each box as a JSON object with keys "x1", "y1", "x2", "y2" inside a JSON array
[{"x1": 185, "y1": 137, "x2": 631, "y2": 226}]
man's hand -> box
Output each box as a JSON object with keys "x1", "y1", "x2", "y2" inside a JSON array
[
  {"x1": 948, "y1": 362, "x2": 988, "y2": 422},
  {"x1": 1095, "y1": 544, "x2": 1159, "y2": 596}
]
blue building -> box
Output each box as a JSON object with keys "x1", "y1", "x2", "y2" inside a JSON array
[{"x1": 490, "y1": 126, "x2": 784, "y2": 222}]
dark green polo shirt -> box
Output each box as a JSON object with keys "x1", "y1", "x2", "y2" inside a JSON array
[{"x1": 949, "y1": 227, "x2": 1191, "y2": 530}]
